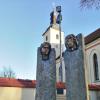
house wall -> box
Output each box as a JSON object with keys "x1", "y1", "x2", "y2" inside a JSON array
[
  {"x1": 0, "y1": 87, "x2": 66, "y2": 100},
  {"x1": 0, "y1": 87, "x2": 35, "y2": 100},
  {"x1": 89, "y1": 91, "x2": 100, "y2": 100}
]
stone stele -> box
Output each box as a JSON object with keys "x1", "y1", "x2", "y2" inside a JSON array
[
  {"x1": 64, "y1": 34, "x2": 88, "y2": 100},
  {"x1": 35, "y1": 46, "x2": 56, "y2": 100}
]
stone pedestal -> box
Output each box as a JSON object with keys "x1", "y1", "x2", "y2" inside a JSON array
[
  {"x1": 35, "y1": 47, "x2": 56, "y2": 100},
  {"x1": 64, "y1": 34, "x2": 88, "y2": 100}
]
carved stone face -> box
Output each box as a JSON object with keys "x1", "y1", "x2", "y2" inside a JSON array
[
  {"x1": 65, "y1": 34, "x2": 78, "y2": 51},
  {"x1": 40, "y1": 42, "x2": 51, "y2": 60},
  {"x1": 67, "y1": 38, "x2": 75, "y2": 49}
]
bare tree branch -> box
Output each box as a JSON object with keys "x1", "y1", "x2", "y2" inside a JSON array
[{"x1": 80, "y1": 0, "x2": 100, "y2": 9}]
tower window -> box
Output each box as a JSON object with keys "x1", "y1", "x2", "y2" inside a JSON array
[
  {"x1": 93, "y1": 53, "x2": 99, "y2": 80},
  {"x1": 56, "y1": 34, "x2": 59, "y2": 39},
  {"x1": 46, "y1": 36, "x2": 48, "y2": 41}
]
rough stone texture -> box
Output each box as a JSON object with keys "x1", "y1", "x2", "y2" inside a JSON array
[
  {"x1": 35, "y1": 48, "x2": 56, "y2": 100},
  {"x1": 64, "y1": 34, "x2": 88, "y2": 100}
]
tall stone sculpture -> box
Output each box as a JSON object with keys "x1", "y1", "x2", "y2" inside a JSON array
[
  {"x1": 35, "y1": 42, "x2": 56, "y2": 100},
  {"x1": 64, "y1": 34, "x2": 88, "y2": 100}
]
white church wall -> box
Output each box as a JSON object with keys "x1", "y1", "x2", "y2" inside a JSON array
[
  {"x1": 50, "y1": 28, "x2": 64, "y2": 44},
  {"x1": 85, "y1": 38, "x2": 100, "y2": 84}
]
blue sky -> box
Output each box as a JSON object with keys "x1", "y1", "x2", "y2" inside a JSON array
[{"x1": 0, "y1": 0, "x2": 100, "y2": 80}]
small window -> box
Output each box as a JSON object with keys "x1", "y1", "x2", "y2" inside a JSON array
[
  {"x1": 46, "y1": 36, "x2": 48, "y2": 41},
  {"x1": 57, "y1": 89, "x2": 64, "y2": 94},
  {"x1": 93, "y1": 53, "x2": 99, "y2": 80},
  {"x1": 56, "y1": 34, "x2": 59, "y2": 39}
]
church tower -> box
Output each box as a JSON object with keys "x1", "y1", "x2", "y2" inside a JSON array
[
  {"x1": 42, "y1": 9, "x2": 64, "y2": 58},
  {"x1": 42, "y1": 7, "x2": 65, "y2": 82}
]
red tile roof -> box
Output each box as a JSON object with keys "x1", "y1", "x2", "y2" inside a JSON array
[
  {"x1": 0, "y1": 78, "x2": 100, "y2": 90},
  {"x1": 85, "y1": 28, "x2": 100, "y2": 45},
  {"x1": 0, "y1": 78, "x2": 65, "y2": 89},
  {"x1": 0, "y1": 78, "x2": 36, "y2": 88},
  {"x1": 89, "y1": 84, "x2": 100, "y2": 91}
]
